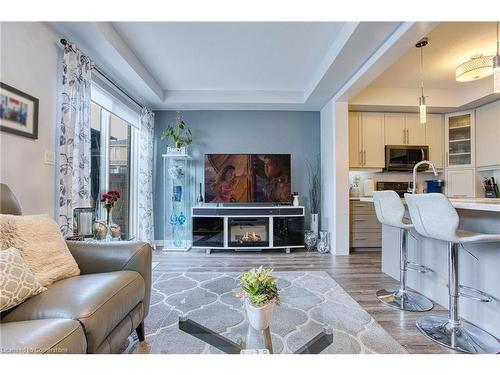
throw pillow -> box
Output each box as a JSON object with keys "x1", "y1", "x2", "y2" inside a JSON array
[
  {"x1": 0, "y1": 247, "x2": 47, "y2": 312},
  {"x1": 0, "y1": 214, "x2": 80, "y2": 286}
]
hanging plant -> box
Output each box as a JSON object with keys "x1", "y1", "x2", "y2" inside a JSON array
[{"x1": 160, "y1": 112, "x2": 192, "y2": 148}]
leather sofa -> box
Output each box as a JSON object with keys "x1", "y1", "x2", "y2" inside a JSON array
[{"x1": 0, "y1": 184, "x2": 152, "y2": 354}]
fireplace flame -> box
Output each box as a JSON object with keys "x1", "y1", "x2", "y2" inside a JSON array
[{"x1": 242, "y1": 231, "x2": 261, "y2": 242}]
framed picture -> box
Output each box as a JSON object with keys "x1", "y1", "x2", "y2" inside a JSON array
[
  {"x1": 73, "y1": 207, "x2": 96, "y2": 238},
  {"x1": 0, "y1": 82, "x2": 39, "y2": 139}
]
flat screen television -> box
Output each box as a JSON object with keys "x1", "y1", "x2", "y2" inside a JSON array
[{"x1": 204, "y1": 154, "x2": 291, "y2": 203}]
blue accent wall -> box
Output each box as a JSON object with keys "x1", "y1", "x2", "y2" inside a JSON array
[{"x1": 153, "y1": 110, "x2": 320, "y2": 241}]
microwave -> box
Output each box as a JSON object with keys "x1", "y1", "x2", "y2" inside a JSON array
[{"x1": 385, "y1": 145, "x2": 429, "y2": 171}]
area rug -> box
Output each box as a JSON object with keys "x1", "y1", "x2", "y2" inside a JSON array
[{"x1": 122, "y1": 271, "x2": 407, "y2": 354}]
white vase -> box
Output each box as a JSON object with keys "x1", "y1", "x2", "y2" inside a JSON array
[
  {"x1": 245, "y1": 299, "x2": 275, "y2": 331},
  {"x1": 310, "y1": 213, "x2": 319, "y2": 235}
]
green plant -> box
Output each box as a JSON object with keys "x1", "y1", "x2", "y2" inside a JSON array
[
  {"x1": 160, "y1": 112, "x2": 192, "y2": 148},
  {"x1": 240, "y1": 266, "x2": 279, "y2": 306}
]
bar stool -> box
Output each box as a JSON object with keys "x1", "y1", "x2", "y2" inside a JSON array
[
  {"x1": 405, "y1": 193, "x2": 500, "y2": 354},
  {"x1": 372, "y1": 191, "x2": 434, "y2": 312}
]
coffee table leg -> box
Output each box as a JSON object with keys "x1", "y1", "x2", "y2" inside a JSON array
[{"x1": 263, "y1": 327, "x2": 273, "y2": 354}]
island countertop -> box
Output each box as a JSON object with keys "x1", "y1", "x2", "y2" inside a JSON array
[{"x1": 358, "y1": 196, "x2": 500, "y2": 212}]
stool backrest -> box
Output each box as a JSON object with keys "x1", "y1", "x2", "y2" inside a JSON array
[
  {"x1": 404, "y1": 193, "x2": 459, "y2": 242},
  {"x1": 372, "y1": 190, "x2": 407, "y2": 228}
]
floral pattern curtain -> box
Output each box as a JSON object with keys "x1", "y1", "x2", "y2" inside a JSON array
[
  {"x1": 58, "y1": 43, "x2": 93, "y2": 235},
  {"x1": 138, "y1": 108, "x2": 155, "y2": 245}
]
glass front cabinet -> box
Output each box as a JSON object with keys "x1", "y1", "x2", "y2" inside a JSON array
[
  {"x1": 445, "y1": 110, "x2": 475, "y2": 168},
  {"x1": 163, "y1": 153, "x2": 193, "y2": 251}
]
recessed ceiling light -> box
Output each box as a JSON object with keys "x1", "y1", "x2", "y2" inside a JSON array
[{"x1": 455, "y1": 54, "x2": 494, "y2": 82}]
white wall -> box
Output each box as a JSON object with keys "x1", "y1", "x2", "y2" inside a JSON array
[
  {"x1": 0, "y1": 22, "x2": 60, "y2": 216},
  {"x1": 321, "y1": 99, "x2": 349, "y2": 255}
]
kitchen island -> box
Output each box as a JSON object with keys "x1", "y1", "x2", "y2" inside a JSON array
[{"x1": 360, "y1": 197, "x2": 500, "y2": 339}]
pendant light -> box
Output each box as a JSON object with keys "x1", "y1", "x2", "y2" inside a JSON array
[
  {"x1": 494, "y1": 22, "x2": 500, "y2": 93},
  {"x1": 416, "y1": 38, "x2": 428, "y2": 124}
]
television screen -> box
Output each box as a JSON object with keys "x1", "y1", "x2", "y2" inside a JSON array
[{"x1": 204, "y1": 154, "x2": 291, "y2": 203}]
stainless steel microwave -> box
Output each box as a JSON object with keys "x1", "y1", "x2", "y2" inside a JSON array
[{"x1": 385, "y1": 145, "x2": 429, "y2": 171}]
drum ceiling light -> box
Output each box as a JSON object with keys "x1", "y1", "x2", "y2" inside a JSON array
[{"x1": 455, "y1": 54, "x2": 494, "y2": 82}]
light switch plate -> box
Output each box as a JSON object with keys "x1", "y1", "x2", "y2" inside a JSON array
[{"x1": 44, "y1": 150, "x2": 55, "y2": 165}]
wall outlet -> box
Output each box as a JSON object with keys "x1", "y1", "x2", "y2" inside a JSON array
[{"x1": 44, "y1": 150, "x2": 55, "y2": 165}]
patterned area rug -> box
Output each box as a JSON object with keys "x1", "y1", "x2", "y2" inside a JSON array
[{"x1": 123, "y1": 271, "x2": 407, "y2": 354}]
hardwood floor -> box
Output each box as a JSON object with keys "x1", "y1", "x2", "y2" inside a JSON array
[{"x1": 152, "y1": 248, "x2": 455, "y2": 354}]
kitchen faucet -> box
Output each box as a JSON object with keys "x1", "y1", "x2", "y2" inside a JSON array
[{"x1": 410, "y1": 160, "x2": 438, "y2": 194}]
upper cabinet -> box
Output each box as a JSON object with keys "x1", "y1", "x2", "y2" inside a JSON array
[
  {"x1": 362, "y1": 113, "x2": 385, "y2": 168},
  {"x1": 350, "y1": 111, "x2": 443, "y2": 170},
  {"x1": 445, "y1": 110, "x2": 475, "y2": 169},
  {"x1": 349, "y1": 112, "x2": 385, "y2": 168},
  {"x1": 475, "y1": 100, "x2": 500, "y2": 169},
  {"x1": 384, "y1": 113, "x2": 426, "y2": 146},
  {"x1": 384, "y1": 113, "x2": 405, "y2": 145},
  {"x1": 425, "y1": 114, "x2": 444, "y2": 169},
  {"x1": 405, "y1": 114, "x2": 427, "y2": 145}
]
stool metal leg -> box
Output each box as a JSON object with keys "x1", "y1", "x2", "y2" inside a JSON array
[
  {"x1": 416, "y1": 243, "x2": 500, "y2": 354},
  {"x1": 376, "y1": 228, "x2": 434, "y2": 312}
]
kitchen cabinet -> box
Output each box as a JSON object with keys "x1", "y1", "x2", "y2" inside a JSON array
[
  {"x1": 349, "y1": 112, "x2": 385, "y2": 168},
  {"x1": 350, "y1": 201, "x2": 381, "y2": 249},
  {"x1": 362, "y1": 113, "x2": 385, "y2": 168},
  {"x1": 384, "y1": 113, "x2": 405, "y2": 145},
  {"x1": 384, "y1": 113, "x2": 426, "y2": 146},
  {"x1": 475, "y1": 100, "x2": 500, "y2": 169},
  {"x1": 425, "y1": 114, "x2": 444, "y2": 169},
  {"x1": 349, "y1": 112, "x2": 362, "y2": 168},
  {"x1": 446, "y1": 168, "x2": 476, "y2": 198},
  {"x1": 445, "y1": 110, "x2": 475, "y2": 169},
  {"x1": 405, "y1": 114, "x2": 427, "y2": 145}
]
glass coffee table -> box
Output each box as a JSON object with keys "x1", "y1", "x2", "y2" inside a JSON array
[
  {"x1": 179, "y1": 315, "x2": 333, "y2": 354},
  {"x1": 166, "y1": 272, "x2": 341, "y2": 354}
]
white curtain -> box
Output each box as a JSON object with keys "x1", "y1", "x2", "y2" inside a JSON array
[
  {"x1": 137, "y1": 108, "x2": 155, "y2": 245},
  {"x1": 57, "y1": 43, "x2": 93, "y2": 236}
]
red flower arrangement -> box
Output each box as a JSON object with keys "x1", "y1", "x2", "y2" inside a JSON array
[{"x1": 100, "y1": 190, "x2": 120, "y2": 224}]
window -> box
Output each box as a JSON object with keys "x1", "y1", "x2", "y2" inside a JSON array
[{"x1": 90, "y1": 77, "x2": 140, "y2": 240}]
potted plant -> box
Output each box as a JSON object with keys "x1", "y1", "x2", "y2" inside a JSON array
[
  {"x1": 307, "y1": 156, "x2": 320, "y2": 235},
  {"x1": 240, "y1": 267, "x2": 280, "y2": 331},
  {"x1": 160, "y1": 112, "x2": 192, "y2": 153}
]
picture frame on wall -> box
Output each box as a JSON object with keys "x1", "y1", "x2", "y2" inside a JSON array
[{"x1": 0, "y1": 82, "x2": 39, "y2": 139}]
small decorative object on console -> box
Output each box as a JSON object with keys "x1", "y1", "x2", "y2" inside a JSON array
[
  {"x1": 73, "y1": 207, "x2": 95, "y2": 238},
  {"x1": 240, "y1": 267, "x2": 280, "y2": 331},
  {"x1": 292, "y1": 192, "x2": 300, "y2": 207},
  {"x1": 317, "y1": 230, "x2": 330, "y2": 253},
  {"x1": 304, "y1": 230, "x2": 317, "y2": 251}
]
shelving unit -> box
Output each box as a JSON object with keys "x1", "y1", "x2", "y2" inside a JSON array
[
  {"x1": 163, "y1": 153, "x2": 193, "y2": 251},
  {"x1": 445, "y1": 111, "x2": 475, "y2": 168}
]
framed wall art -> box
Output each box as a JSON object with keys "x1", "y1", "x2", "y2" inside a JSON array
[{"x1": 0, "y1": 82, "x2": 39, "y2": 139}]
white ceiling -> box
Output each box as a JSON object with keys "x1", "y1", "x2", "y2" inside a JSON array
[
  {"x1": 49, "y1": 21, "x2": 432, "y2": 110},
  {"x1": 112, "y1": 22, "x2": 344, "y2": 91},
  {"x1": 370, "y1": 22, "x2": 499, "y2": 90}
]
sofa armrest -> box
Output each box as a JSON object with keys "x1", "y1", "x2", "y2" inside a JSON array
[{"x1": 66, "y1": 241, "x2": 152, "y2": 317}]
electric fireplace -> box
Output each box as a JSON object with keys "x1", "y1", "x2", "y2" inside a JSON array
[{"x1": 228, "y1": 218, "x2": 269, "y2": 247}]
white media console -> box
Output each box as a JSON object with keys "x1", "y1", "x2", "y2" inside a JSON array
[{"x1": 192, "y1": 205, "x2": 305, "y2": 254}]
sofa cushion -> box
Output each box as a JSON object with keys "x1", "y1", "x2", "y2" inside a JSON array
[
  {"x1": 1, "y1": 247, "x2": 46, "y2": 312},
  {"x1": 0, "y1": 214, "x2": 80, "y2": 286},
  {"x1": 0, "y1": 319, "x2": 86, "y2": 354},
  {"x1": 2, "y1": 271, "x2": 145, "y2": 353}
]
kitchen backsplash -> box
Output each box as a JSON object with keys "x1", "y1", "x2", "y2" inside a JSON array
[{"x1": 349, "y1": 170, "x2": 446, "y2": 196}]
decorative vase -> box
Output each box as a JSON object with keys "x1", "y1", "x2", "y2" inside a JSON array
[
  {"x1": 317, "y1": 230, "x2": 330, "y2": 253},
  {"x1": 106, "y1": 208, "x2": 114, "y2": 241},
  {"x1": 310, "y1": 213, "x2": 319, "y2": 235},
  {"x1": 304, "y1": 230, "x2": 317, "y2": 251},
  {"x1": 245, "y1": 299, "x2": 275, "y2": 331}
]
